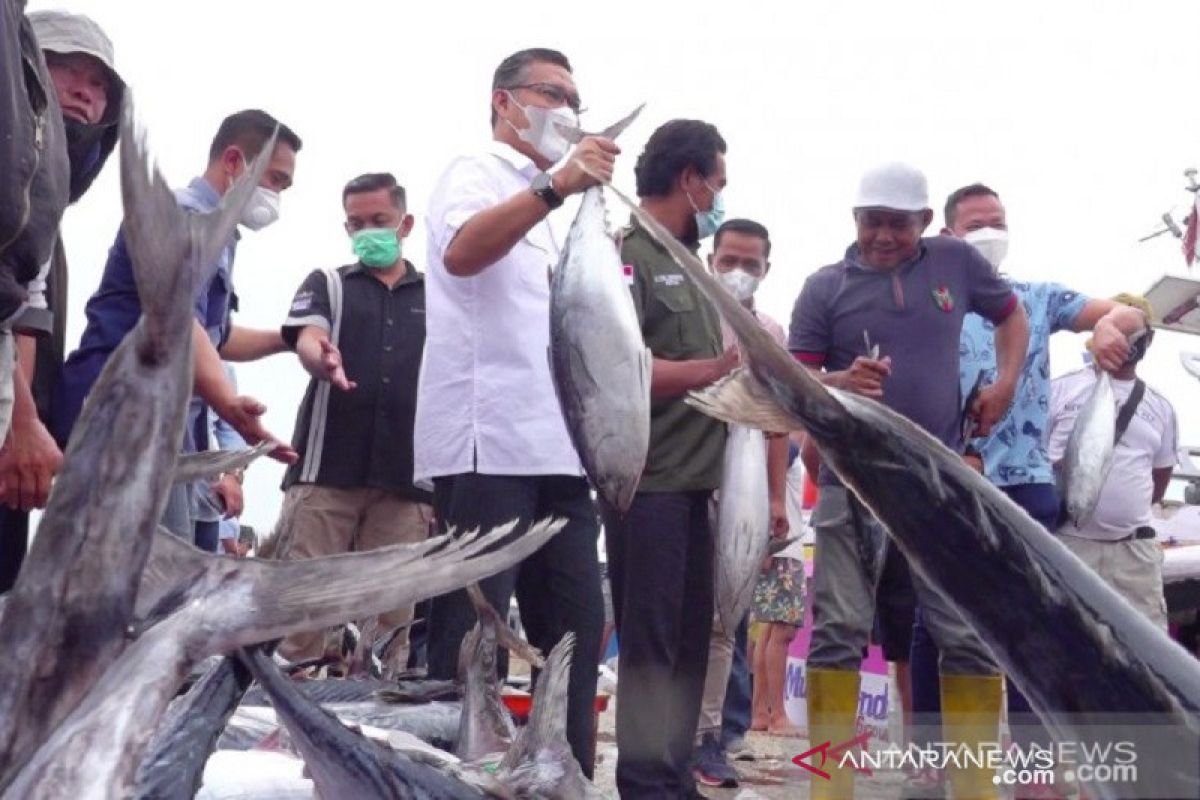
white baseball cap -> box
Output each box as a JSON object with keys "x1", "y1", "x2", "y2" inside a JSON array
[{"x1": 853, "y1": 162, "x2": 929, "y2": 212}]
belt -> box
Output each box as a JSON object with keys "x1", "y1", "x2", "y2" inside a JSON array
[{"x1": 1115, "y1": 526, "x2": 1157, "y2": 542}]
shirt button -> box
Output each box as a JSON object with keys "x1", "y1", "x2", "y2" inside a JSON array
[
  {"x1": 382, "y1": 376, "x2": 391, "y2": 384},
  {"x1": 386, "y1": 318, "x2": 394, "y2": 326},
  {"x1": 384, "y1": 345, "x2": 393, "y2": 352}
]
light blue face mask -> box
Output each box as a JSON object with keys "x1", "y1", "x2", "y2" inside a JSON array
[{"x1": 689, "y1": 179, "x2": 725, "y2": 240}]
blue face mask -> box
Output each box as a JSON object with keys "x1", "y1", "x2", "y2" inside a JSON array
[{"x1": 688, "y1": 179, "x2": 725, "y2": 240}]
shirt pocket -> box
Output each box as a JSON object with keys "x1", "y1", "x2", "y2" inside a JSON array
[{"x1": 650, "y1": 282, "x2": 706, "y2": 357}]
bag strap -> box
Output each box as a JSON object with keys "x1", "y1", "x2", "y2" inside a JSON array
[{"x1": 1113, "y1": 378, "x2": 1145, "y2": 445}]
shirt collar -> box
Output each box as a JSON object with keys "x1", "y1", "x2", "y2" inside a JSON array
[
  {"x1": 844, "y1": 240, "x2": 927, "y2": 274},
  {"x1": 183, "y1": 176, "x2": 222, "y2": 211},
  {"x1": 487, "y1": 138, "x2": 541, "y2": 181},
  {"x1": 346, "y1": 258, "x2": 423, "y2": 286},
  {"x1": 627, "y1": 214, "x2": 701, "y2": 256}
]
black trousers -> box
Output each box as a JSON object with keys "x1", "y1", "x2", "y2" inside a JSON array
[
  {"x1": 426, "y1": 472, "x2": 604, "y2": 777},
  {"x1": 602, "y1": 490, "x2": 715, "y2": 800},
  {"x1": 0, "y1": 507, "x2": 28, "y2": 592}
]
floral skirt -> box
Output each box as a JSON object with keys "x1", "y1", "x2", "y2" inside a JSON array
[{"x1": 752, "y1": 556, "x2": 805, "y2": 625}]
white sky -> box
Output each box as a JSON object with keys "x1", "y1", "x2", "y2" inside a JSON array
[{"x1": 27, "y1": 0, "x2": 1200, "y2": 532}]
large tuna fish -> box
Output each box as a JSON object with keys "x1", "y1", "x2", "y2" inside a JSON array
[
  {"x1": 1058, "y1": 368, "x2": 1116, "y2": 528},
  {"x1": 600, "y1": 180, "x2": 1200, "y2": 800},
  {"x1": 714, "y1": 423, "x2": 769, "y2": 635},
  {"x1": 549, "y1": 105, "x2": 650, "y2": 513}
]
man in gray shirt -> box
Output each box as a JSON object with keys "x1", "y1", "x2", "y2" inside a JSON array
[{"x1": 789, "y1": 163, "x2": 1028, "y2": 800}]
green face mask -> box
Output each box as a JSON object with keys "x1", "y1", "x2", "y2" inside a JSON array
[{"x1": 351, "y1": 227, "x2": 402, "y2": 268}]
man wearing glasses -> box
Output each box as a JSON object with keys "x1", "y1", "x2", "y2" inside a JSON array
[{"x1": 415, "y1": 47, "x2": 617, "y2": 778}]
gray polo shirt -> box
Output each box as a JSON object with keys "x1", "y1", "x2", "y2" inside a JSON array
[{"x1": 789, "y1": 236, "x2": 1017, "y2": 478}]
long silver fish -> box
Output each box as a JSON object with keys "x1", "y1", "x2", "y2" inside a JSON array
[
  {"x1": 0, "y1": 92, "x2": 263, "y2": 786},
  {"x1": 496, "y1": 633, "x2": 601, "y2": 799},
  {"x1": 456, "y1": 585, "x2": 543, "y2": 762},
  {"x1": 1058, "y1": 368, "x2": 1116, "y2": 528},
  {"x1": 5, "y1": 518, "x2": 563, "y2": 798},
  {"x1": 714, "y1": 423, "x2": 769, "y2": 635},
  {"x1": 1182, "y1": 351, "x2": 1200, "y2": 382},
  {"x1": 239, "y1": 647, "x2": 486, "y2": 799},
  {"x1": 601, "y1": 181, "x2": 1200, "y2": 800},
  {"x1": 549, "y1": 105, "x2": 650, "y2": 513}
]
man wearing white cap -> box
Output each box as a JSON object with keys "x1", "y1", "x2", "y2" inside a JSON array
[
  {"x1": 789, "y1": 162, "x2": 1029, "y2": 800},
  {"x1": 0, "y1": 9, "x2": 125, "y2": 592}
]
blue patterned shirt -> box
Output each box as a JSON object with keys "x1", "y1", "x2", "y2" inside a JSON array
[{"x1": 960, "y1": 280, "x2": 1088, "y2": 487}]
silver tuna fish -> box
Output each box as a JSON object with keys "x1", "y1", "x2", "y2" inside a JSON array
[
  {"x1": 1058, "y1": 368, "x2": 1116, "y2": 528},
  {"x1": 714, "y1": 423, "x2": 769, "y2": 635},
  {"x1": 549, "y1": 105, "x2": 650, "y2": 513},
  {"x1": 601, "y1": 180, "x2": 1200, "y2": 800}
]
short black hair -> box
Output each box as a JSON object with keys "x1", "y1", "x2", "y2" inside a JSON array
[
  {"x1": 634, "y1": 119, "x2": 727, "y2": 199},
  {"x1": 207, "y1": 109, "x2": 302, "y2": 164},
  {"x1": 715, "y1": 218, "x2": 771, "y2": 258},
  {"x1": 944, "y1": 183, "x2": 1000, "y2": 229},
  {"x1": 490, "y1": 48, "x2": 572, "y2": 127},
  {"x1": 342, "y1": 172, "x2": 406, "y2": 209}
]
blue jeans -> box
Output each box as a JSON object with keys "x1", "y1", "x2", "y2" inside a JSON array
[{"x1": 720, "y1": 616, "x2": 751, "y2": 747}]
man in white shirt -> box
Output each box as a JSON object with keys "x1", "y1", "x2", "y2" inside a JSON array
[
  {"x1": 1048, "y1": 294, "x2": 1177, "y2": 629},
  {"x1": 414, "y1": 47, "x2": 618, "y2": 778}
]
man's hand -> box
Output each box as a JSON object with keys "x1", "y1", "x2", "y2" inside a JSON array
[
  {"x1": 970, "y1": 380, "x2": 1016, "y2": 437},
  {"x1": 552, "y1": 136, "x2": 620, "y2": 194},
  {"x1": 222, "y1": 538, "x2": 251, "y2": 557},
  {"x1": 317, "y1": 339, "x2": 356, "y2": 391},
  {"x1": 769, "y1": 498, "x2": 790, "y2": 539},
  {"x1": 840, "y1": 356, "x2": 892, "y2": 398},
  {"x1": 0, "y1": 416, "x2": 63, "y2": 510},
  {"x1": 1090, "y1": 316, "x2": 1132, "y2": 373},
  {"x1": 212, "y1": 473, "x2": 244, "y2": 518},
  {"x1": 213, "y1": 395, "x2": 298, "y2": 464},
  {"x1": 713, "y1": 344, "x2": 740, "y2": 381},
  {"x1": 962, "y1": 452, "x2": 984, "y2": 473}
]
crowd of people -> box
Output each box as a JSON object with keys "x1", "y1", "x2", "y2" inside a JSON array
[{"x1": 1, "y1": 11, "x2": 1191, "y2": 800}]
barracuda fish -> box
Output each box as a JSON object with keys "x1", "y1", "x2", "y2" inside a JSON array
[
  {"x1": 456, "y1": 584, "x2": 542, "y2": 762},
  {"x1": 600, "y1": 181, "x2": 1200, "y2": 800},
  {"x1": 714, "y1": 423, "x2": 770, "y2": 635},
  {"x1": 549, "y1": 105, "x2": 650, "y2": 513},
  {"x1": 1058, "y1": 368, "x2": 1116, "y2": 528},
  {"x1": 0, "y1": 93, "x2": 260, "y2": 785},
  {"x1": 496, "y1": 633, "x2": 601, "y2": 799},
  {"x1": 239, "y1": 647, "x2": 486, "y2": 800},
  {"x1": 1182, "y1": 351, "x2": 1200, "y2": 381}
]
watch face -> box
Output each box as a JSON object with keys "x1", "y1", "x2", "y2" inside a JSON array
[{"x1": 532, "y1": 172, "x2": 552, "y2": 191}]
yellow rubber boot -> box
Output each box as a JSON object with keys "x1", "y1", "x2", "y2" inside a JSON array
[
  {"x1": 940, "y1": 673, "x2": 1003, "y2": 800},
  {"x1": 806, "y1": 668, "x2": 861, "y2": 800}
]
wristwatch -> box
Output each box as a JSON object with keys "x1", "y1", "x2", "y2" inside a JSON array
[{"x1": 531, "y1": 172, "x2": 564, "y2": 210}]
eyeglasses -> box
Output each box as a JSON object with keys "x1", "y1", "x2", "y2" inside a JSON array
[{"x1": 505, "y1": 82, "x2": 584, "y2": 114}]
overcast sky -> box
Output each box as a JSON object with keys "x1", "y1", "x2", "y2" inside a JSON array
[{"x1": 28, "y1": 0, "x2": 1200, "y2": 532}]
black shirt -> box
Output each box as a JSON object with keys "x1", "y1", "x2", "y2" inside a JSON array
[{"x1": 281, "y1": 260, "x2": 430, "y2": 502}]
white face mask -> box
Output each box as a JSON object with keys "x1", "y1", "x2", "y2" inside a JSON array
[
  {"x1": 717, "y1": 268, "x2": 761, "y2": 302},
  {"x1": 963, "y1": 227, "x2": 1008, "y2": 271},
  {"x1": 240, "y1": 187, "x2": 281, "y2": 231},
  {"x1": 505, "y1": 91, "x2": 578, "y2": 164}
]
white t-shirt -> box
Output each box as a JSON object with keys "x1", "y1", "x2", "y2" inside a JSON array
[
  {"x1": 1047, "y1": 368, "x2": 1178, "y2": 540},
  {"x1": 413, "y1": 140, "x2": 583, "y2": 482}
]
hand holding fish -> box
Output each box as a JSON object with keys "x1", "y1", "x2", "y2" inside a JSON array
[
  {"x1": 1090, "y1": 316, "x2": 1132, "y2": 372},
  {"x1": 553, "y1": 136, "x2": 620, "y2": 195},
  {"x1": 0, "y1": 415, "x2": 62, "y2": 510},
  {"x1": 840, "y1": 355, "x2": 891, "y2": 398},
  {"x1": 769, "y1": 497, "x2": 789, "y2": 539},
  {"x1": 212, "y1": 394, "x2": 299, "y2": 464},
  {"x1": 212, "y1": 473, "x2": 244, "y2": 518}
]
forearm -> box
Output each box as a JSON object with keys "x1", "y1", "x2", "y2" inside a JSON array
[
  {"x1": 1152, "y1": 468, "x2": 1173, "y2": 504},
  {"x1": 294, "y1": 327, "x2": 330, "y2": 380},
  {"x1": 650, "y1": 357, "x2": 724, "y2": 401},
  {"x1": 767, "y1": 434, "x2": 788, "y2": 507},
  {"x1": 15, "y1": 334, "x2": 35, "y2": 386},
  {"x1": 220, "y1": 326, "x2": 287, "y2": 362},
  {"x1": 443, "y1": 189, "x2": 555, "y2": 276},
  {"x1": 193, "y1": 322, "x2": 236, "y2": 411},
  {"x1": 992, "y1": 306, "x2": 1029, "y2": 389}
]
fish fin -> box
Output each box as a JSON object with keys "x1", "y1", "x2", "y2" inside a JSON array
[
  {"x1": 599, "y1": 103, "x2": 645, "y2": 140},
  {"x1": 191, "y1": 128, "x2": 277, "y2": 284},
  {"x1": 686, "y1": 369, "x2": 801, "y2": 434},
  {"x1": 502, "y1": 632, "x2": 576, "y2": 770},
  {"x1": 134, "y1": 527, "x2": 217, "y2": 621},
  {"x1": 467, "y1": 583, "x2": 545, "y2": 668},
  {"x1": 172, "y1": 441, "x2": 273, "y2": 484},
  {"x1": 117, "y1": 92, "x2": 191, "y2": 349}
]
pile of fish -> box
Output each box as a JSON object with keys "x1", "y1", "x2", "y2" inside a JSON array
[
  {"x1": 598, "y1": 180, "x2": 1200, "y2": 800},
  {"x1": 0, "y1": 97, "x2": 596, "y2": 798}
]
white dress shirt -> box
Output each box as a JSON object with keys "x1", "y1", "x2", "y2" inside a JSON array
[{"x1": 414, "y1": 140, "x2": 583, "y2": 482}]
